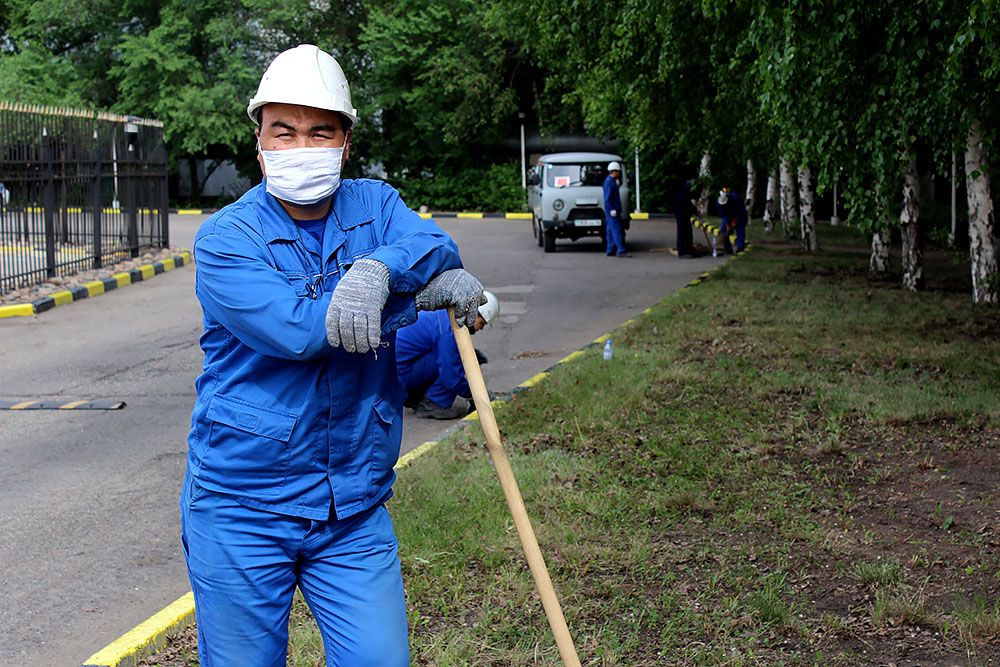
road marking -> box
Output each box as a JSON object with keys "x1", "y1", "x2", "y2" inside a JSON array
[
  {"x1": 9, "y1": 400, "x2": 37, "y2": 410},
  {"x1": 59, "y1": 400, "x2": 87, "y2": 409}
]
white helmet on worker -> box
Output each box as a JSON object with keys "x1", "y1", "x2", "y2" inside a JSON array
[
  {"x1": 247, "y1": 44, "x2": 359, "y2": 127},
  {"x1": 717, "y1": 189, "x2": 730, "y2": 207},
  {"x1": 607, "y1": 161, "x2": 622, "y2": 172},
  {"x1": 478, "y1": 290, "x2": 500, "y2": 325}
]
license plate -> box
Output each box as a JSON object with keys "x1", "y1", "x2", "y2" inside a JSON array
[{"x1": 574, "y1": 219, "x2": 602, "y2": 227}]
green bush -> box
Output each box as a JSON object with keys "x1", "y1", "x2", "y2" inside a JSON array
[{"x1": 391, "y1": 161, "x2": 527, "y2": 212}]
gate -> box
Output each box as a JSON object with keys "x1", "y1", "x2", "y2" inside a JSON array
[{"x1": 0, "y1": 102, "x2": 168, "y2": 296}]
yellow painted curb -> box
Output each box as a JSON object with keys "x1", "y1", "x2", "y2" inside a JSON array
[
  {"x1": 518, "y1": 371, "x2": 550, "y2": 388},
  {"x1": 51, "y1": 290, "x2": 74, "y2": 306},
  {"x1": 84, "y1": 280, "x2": 106, "y2": 297},
  {"x1": 160, "y1": 258, "x2": 175, "y2": 271},
  {"x1": 631, "y1": 212, "x2": 649, "y2": 220},
  {"x1": 139, "y1": 264, "x2": 155, "y2": 280},
  {"x1": 593, "y1": 333, "x2": 611, "y2": 344},
  {"x1": 180, "y1": 251, "x2": 193, "y2": 263},
  {"x1": 395, "y1": 440, "x2": 440, "y2": 470},
  {"x1": 0, "y1": 303, "x2": 35, "y2": 318},
  {"x1": 59, "y1": 400, "x2": 88, "y2": 410},
  {"x1": 113, "y1": 273, "x2": 132, "y2": 288},
  {"x1": 456, "y1": 212, "x2": 483, "y2": 219},
  {"x1": 558, "y1": 350, "x2": 585, "y2": 365},
  {"x1": 504, "y1": 212, "x2": 532, "y2": 220},
  {"x1": 417, "y1": 212, "x2": 432, "y2": 219},
  {"x1": 82, "y1": 592, "x2": 195, "y2": 667},
  {"x1": 177, "y1": 209, "x2": 203, "y2": 215}
]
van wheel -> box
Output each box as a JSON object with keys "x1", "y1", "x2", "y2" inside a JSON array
[{"x1": 543, "y1": 228, "x2": 556, "y2": 253}]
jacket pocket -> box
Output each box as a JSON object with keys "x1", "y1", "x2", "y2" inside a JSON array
[
  {"x1": 203, "y1": 394, "x2": 298, "y2": 498},
  {"x1": 369, "y1": 391, "x2": 403, "y2": 490}
]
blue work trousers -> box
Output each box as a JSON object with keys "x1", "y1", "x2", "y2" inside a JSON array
[
  {"x1": 180, "y1": 478, "x2": 409, "y2": 667},
  {"x1": 721, "y1": 221, "x2": 746, "y2": 252},
  {"x1": 605, "y1": 213, "x2": 626, "y2": 256}
]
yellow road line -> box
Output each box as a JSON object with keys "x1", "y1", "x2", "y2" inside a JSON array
[
  {"x1": 59, "y1": 400, "x2": 87, "y2": 410},
  {"x1": 10, "y1": 400, "x2": 38, "y2": 410}
]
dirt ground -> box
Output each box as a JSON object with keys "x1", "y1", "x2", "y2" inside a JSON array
[{"x1": 781, "y1": 416, "x2": 1000, "y2": 666}]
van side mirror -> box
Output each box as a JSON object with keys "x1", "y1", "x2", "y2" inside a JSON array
[{"x1": 526, "y1": 172, "x2": 540, "y2": 186}]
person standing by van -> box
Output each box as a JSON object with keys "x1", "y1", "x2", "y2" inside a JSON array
[{"x1": 603, "y1": 161, "x2": 629, "y2": 257}]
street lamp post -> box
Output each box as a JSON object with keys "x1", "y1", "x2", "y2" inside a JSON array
[
  {"x1": 634, "y1": 147, "x2": 641, "y2": 212},
  {"x1": 519, "y1": 113, "x2": 526, "y2": 189}
]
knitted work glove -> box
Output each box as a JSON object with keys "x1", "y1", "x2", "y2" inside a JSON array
[
  {"x1": 415, "y1": 269, "x2": 484, "y2": 328},
  {"x1": 325, "y1": 259, "x2": 390, "y2": 353}
]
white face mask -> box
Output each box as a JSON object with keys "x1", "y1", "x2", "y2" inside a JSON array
[{"x1": 260, "y1": 145, "x2": 344, "y2": 206}]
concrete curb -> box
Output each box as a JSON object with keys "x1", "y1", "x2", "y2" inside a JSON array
[
  {"x1": 0, "y1": 252, "x2": 193, "y2": 319},
  {"x1": 78, "y1": 246, "x2": 747, "y2": 666}
]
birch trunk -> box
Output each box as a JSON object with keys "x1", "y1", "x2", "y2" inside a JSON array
[
  {"x1": 870, "y1": 225, "x2": 891, "y2": 277},
  {"x1": 798, "y1": 165, "x2": 817, "y2": 252},
  {"x1": 745, "y1": 159, "x2": 756, "y2": 220},
  {"x1": 900, "y1": 153, "x2": 924, "y2": 291},
  {"x1": 763, "y1": 168, "x2": 778, "y2": 232},
  {"x1": 964, "y1": 117, "x2": 999, "y2": 304},
  {"x1": 779, "y1": 157, "x2": 799, "y2": 239},
  {"x1": 697, "y1": 151, "x2": 712, "y2": 218}
]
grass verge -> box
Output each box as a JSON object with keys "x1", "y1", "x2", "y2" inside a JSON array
[{"x1": 143, "y1": 225, "x2": 1000, "y2": 666}]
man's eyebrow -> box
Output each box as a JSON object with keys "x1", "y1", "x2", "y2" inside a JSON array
[
  {"x1": 269, "y1": 120, "x2": 296, "y2": 131},
  {"x1": 309, "y1": 123, "x2": 340, "y2": 133}
]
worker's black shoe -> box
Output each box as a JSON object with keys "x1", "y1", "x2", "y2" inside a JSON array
[{"x1": 413, "y1": 396, "x2": 472, "y2": 420}]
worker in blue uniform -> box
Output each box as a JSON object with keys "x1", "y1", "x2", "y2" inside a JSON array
[
  {"x1": 181, "y1": 44, "x2": 484, "y2": 667},
  {"x1": 396, "y1": 290, "x2": 499, "y2": 419},
  {"x1": 717, "y1": 187, "x2": 748, "y2": 253},
  {"x1": 603, "y1": 161, "x2": 629, "y2": 257}
]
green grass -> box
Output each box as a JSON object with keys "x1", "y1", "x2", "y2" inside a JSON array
[{"x1": 143, "y1": 224, "x2": 1000, "y2": 666}]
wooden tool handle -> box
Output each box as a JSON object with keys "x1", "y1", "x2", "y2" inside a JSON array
[{"x1": 448, "y1": 308, "x2": 582, "y2": 667}]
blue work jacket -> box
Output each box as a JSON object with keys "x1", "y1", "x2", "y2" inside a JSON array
[
  {"x1": 718, "y1": 192, "x2": 749, "y2": 232},
  {"x1": 395, "y1": 309, "x2": 470, "y2": 407},
  {"x1": 188, "y1": 180, "x2": 462, "y2": 521},
  {"x1": 603, "y1": 174, "x2": 622, "y2": 217}
]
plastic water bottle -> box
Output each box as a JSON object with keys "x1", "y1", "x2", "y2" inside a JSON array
[
  {"x1": 711, "y1": 235, "x2": 718, "y2": 258},
  {"x1": 603, "y1": 339, "x2": 613, "y2": 361}
]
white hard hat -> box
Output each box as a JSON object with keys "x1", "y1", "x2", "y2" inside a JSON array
[
  {"x1": 478, "y1": 290, "x2": 500, "y2": 325},
  {"x1": 717, "y1": 189, "x2": 730, "y2": 207},
  {"x1": 607, "y1": 161, "x2": 622, "y2": 172},
  {"x1": 247, "y1": 44, "x2": 359, "y2": 127}
]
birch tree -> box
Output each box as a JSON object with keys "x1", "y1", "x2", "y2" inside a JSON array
[
  {"x1": 947, "y1": 1, "x2": 1000, "y2": 304},
  {"x1": 745, "y1": 159, "x2": 756, "y2": 220},
  {"x1": 900, "y1": 153, "x2": 924, "y2": 290},
  {"x1": 798, "y1": 165, "x2": 817, "y2": 251},
  {"x1": 763, "y1": 168, "x2": 779, "y2": 232}
]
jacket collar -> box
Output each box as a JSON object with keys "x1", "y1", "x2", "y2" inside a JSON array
[{"x1": 255, "y1": 180, "x2": 374, "y2": 244}]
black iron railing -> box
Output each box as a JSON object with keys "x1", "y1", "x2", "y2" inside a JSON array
[{"x1": 0, "y1": 102, "x2": 168, "y2": 296}]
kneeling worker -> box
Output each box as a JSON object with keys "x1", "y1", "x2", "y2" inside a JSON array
[{"x1": 396, "y1": 290, "x2": 500, "y2": 419}]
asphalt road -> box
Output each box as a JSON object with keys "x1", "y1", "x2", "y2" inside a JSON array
[{"x1": 0, "y1": 211, "x2": 718, "y2": 666}]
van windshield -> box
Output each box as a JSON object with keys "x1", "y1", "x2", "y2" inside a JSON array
[{"x1": 545, "y1": 163, "x2": 607, "y2": 188}]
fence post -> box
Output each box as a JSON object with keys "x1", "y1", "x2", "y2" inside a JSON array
[
  {"x1": 42, "y1": 129, "x2": 57, "y2": 278},
  {"x1": 160, "y1": 142, "x2": 170, "y2": 248},
  {"x1": 125, "y1": 140, "x2": 139, "y2": 258},
  {"x1": 92, "y1": 135, "x2": 103, "y2": 269}
]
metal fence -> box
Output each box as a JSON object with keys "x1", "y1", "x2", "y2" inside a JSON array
[{"x1": 0, "y1": 102, "x2": 168, "y2": 296}]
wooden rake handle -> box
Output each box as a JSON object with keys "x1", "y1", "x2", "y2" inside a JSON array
[{"x1": 448, "y1": 308, "x2": 582, "y2": 667}]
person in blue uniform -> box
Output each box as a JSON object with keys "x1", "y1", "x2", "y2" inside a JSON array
[
  {"x1": 717, "y1": 187, "x2": 748, "y2": 253},
  {"x1": 603, "y1": 161, "x2": 629, "y2": 257},
  {"x1": 396, "y1": 290, "x2": 499, "y2": 419},
  {"x1": 181, "y1": 44, "x2": 484, "y2": 667}
]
